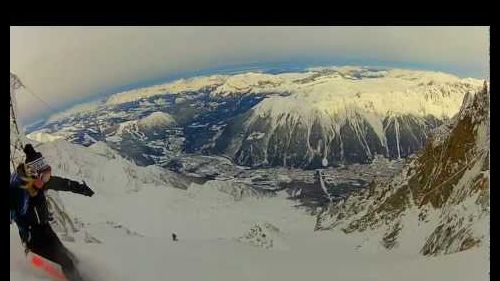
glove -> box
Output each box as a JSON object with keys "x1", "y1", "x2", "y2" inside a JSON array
[{"x1": 80, "y1": 181, "x2": 95, "y2": 197}]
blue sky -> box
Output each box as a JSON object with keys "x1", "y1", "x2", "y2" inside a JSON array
[{"x1": 10, "y1": 26, "x2": 489, "y2": 125}]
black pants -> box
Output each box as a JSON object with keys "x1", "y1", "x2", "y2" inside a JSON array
[{"x1": 27, "y1": 224, "x2": 83, "y2": 281}]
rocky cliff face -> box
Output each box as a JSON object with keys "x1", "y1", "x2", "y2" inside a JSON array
[
  {"x1": 218, "y1": 111, "x2": 441, "y2": 169},
  {"x1": 315, "y1": 82, "x2": 489, "y2": 256}
]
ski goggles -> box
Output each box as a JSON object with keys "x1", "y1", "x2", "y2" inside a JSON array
[{"x1": 25, "y1": 157, "x2": 50, "y2": 175}]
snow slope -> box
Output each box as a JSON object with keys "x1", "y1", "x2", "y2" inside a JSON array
[
  {"x1": 26, "y1": 131, "x2": 65, "y2": 143},
  {"x1": 10, "y1": 139, "x2": 489, "y2": 281}
]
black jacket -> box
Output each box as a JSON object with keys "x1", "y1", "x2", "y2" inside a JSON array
[
  {"x1": 10, "y1": 171, "x2": 93, "y2": 242},
  {"x1": 27, "y1": 176, "x2": 92, "y2": 225}
]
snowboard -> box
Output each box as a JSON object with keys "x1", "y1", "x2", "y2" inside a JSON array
[{"x1": 27, "y1": 252, "x2": 68, "y2": 281}]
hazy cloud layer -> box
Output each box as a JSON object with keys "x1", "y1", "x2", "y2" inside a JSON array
[{"x1": 10, "y1": 26, "x2": 489, "y2": 124}]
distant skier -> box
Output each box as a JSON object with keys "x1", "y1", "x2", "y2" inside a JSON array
[
  {"x1": 172, "y1": 233, "x2": 178, "y2": 241},
  {"x1": 10, "y1": 144, "x2": 95, "y2": 281}
]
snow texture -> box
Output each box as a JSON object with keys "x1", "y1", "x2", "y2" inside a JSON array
[{"x1": 10, "y1": 139, "x2": 489, "y2": 281}]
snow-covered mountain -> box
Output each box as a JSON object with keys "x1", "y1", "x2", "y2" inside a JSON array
[
  {"x1": 315, "y1": 82, "x2": 489, "y2": 256},
  {"x1": 138, "y1": 111, "x2": 176, "y2": 129},
  {"x1": 211, "y1": 68, "x2": 483, "y2": 168},
  {"x1": 35, "y1": 66, "x2": 483, "y2": 169},
  {"x1": 108, "y1": 67, "x2": 481, "y2": 168},
  {"x1": 11, "y1": 69, "x2": 489, "y2": 281},
  {"x1": 114, "y1": 111, "x2": 177, "y2": 137},
  {"x1": 106, "y1": 111, "x2": 184, "y2": 166}
]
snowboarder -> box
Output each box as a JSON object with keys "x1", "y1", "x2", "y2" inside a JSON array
[
  {"x1": 172, "y1": 233, "x2": 178, "y2": 241},
  {"x1": 10, "y1": 144, "x2": 95, "y2": 281}
]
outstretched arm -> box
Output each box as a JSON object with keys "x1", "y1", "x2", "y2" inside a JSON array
[{"x1": 43, "y1": 176, "x2": 94, "y2": 196}]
